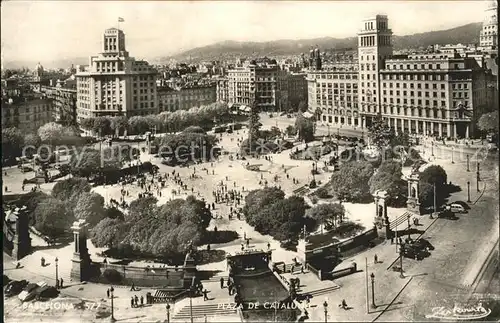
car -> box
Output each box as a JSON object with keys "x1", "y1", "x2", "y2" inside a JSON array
[
  {"x1": 448, "y1": 203, "x2": 467, "y2": 213},
  {"x1": 36, "y1": 286, "x2": 59, "y2": 301},
  {"x1": 401, "y1": 244, "x2": 429, "y2": 260},
  {"x1": 5, "y1": 280, "x2": 28, "y2": 297},
  {"x1": 280, "y1": 240, "x2": 298, "y2": 252},
  {"x1": 18, "y1": 281, "x2": 47, "y2": 302},
  {"x1": 411, "y1": 238, "x2": 435, "y2": 251}
]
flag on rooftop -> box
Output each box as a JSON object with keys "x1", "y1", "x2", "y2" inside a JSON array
[{"x1": 118, "y1": 17, "x2": 125, "y2": 22}]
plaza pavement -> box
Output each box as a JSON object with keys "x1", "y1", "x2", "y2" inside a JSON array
[{"x1": 3, "y1": 117, "x2": 498, "y2": 322}]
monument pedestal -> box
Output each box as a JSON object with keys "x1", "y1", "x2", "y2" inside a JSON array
[{"x1": 70, "y1": 220, "x2": 92, "y2": 282}]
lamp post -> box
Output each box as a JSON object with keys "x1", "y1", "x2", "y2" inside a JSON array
[
  {"x1": 431, "y1": 141, "x2": 434, "y2": 157},
  {"x1": 467, "y1": 181, "x2": 471, "y2": 203},
  {"x1": 55, "y1": 257, "x2": 59, "y2": 289},
  {"x1": 166, "y1": 303, "x2": 171, "y2": 323},
  {"x1": 407, "y1": 214, "x2": 411, "y2": 239},
  {"x1": 477, "y1": 162, "x2": 480, "y2": 182},
  {"x1": 110, "y1": 286, "x2": 116, "y2": 322},
  {"x1": 451, "y1": 146, "x2": 454, "y2": 164},
  {"x1": 323, "y1": 301, "x2": 328, "y2": 323},
  {"x1": 189, "y1": 286, "x2": 194, "y2": 323},
  {"x1": 399, "y1": 244, "x2": 405, "y2": 278},
  {"x1": 370, "y1": 273, "x2": 376, "y2": 308},
  {"x1": 466, "y1": 154, "x2": 470, "y2": 172}
]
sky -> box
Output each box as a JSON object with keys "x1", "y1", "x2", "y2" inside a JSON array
[{"x1": 1, "y1": 0, "x2": 488, "y2": 64}]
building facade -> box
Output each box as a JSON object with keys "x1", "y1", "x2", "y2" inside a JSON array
[
  {"x1": 227, "y1": 60, "x2": 287, "y2": 111},
  {"x1": 310, "y1": 14, "x2": 494, "y2": 139},
  {"x1": 76, "y1": 28, "x2": 158, "y2": 123},
  {"x1": 2, "y1": 96, "x2": 53, "y2": 133},
  {"x1": 379, "y1": 53, "x2": 488, "y2": 138},
  {"x1": 157, "y1": 83, "x2": 216, "y2": 113},
  {"x1": 216, "y1": 77, "x2": 229, "y2": 102},
  {"x1": 307, "y1": 64, "x2": 359, "y2": 126},
  {"x1": 479, "y1": 0, "x2": 498, "y2": 52},
  {"x1": 40, "y1": 79, "x2": 77, "y2": 125},
  {"x1": 287, "y1": 72, "x2": 308, "y2": 111}
]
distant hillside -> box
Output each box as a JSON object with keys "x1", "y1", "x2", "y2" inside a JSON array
[{"x1": 165, "y1": 22, "x2": 482, "y2": 62}]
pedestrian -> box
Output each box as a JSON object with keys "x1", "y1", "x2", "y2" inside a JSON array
[
  {"x1": 291, "y1": 265, "x2": 295, "y2": 274},
  {"x1": 41, "y1": 257, "x2": 45, "y2": 267},
  {"x1": 56, "y1": 279, "x2": 60, "y2": 289},
  {"x1": 60, "y1": 278, "x2": 63, "y2": 289},
  {"x1": 241, "y1": 244, "x2": 244, "y2": 251},
  {"x1": 131, "y1": 297, "x2": 135, "y2": 308},
  {"x1": 140, "y1": 295, "x2": 144, "y2": 307},
  {"x1": 220, "y1": 277, "x2": 224, "y2": 289},
  {"x1": 16, "y1": 262, "x2": 21, "y2": 269},
  {"x1": 107, "y1": 289, "x2": 110, "y2": 298},
  {"x1": 374, "y1": 254, "x2": 378, "y2": 264},
  {"x1": 134, "y1": 295, "x2": 139, "y2": 307},
  {"x1": 267, "y1": 242, "x2": 271, "y2": 250},
  {"x1": 203, "y1": 289, "x2": 208, "y2": 301},
  {"x1": 341, "y1": 299, "x2": 348, "y2": 309},
  {"x1": 301, "y1": 265, "x2": 305, "y2": 274},
  {"x1": 130, "y1": 282, "x2": 136, "y2": 291}
]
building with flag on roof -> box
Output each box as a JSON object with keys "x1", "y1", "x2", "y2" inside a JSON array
[{"x1": 76, "y1": 25, "x2": 158, "y2": 122}]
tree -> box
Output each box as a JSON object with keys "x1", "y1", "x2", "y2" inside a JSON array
[
  {"x1": 183, "y1": 126, "x2": 205, "y2": 134},
  {"x1": 80, "y1": 118, "x2": 96, "y2": 132},
  {"x1": 24, "y1": 133, "x2": 42, "y2": 148},
  {"x1": 306, "y1": 203, "x2": 346, "y2": 231},
  {"x1": 32, "y1": 197, "x2": 75, "y2": 238},
  {"x1": 243, "y1": 187, "x2": 285, "y2": 223},
  {"x1": 74, "y1": 192, "x2": 106, "y2": 227},
  {"x1": 477, "y1": 110, "x2": 499, "y2": 135},
  {"x1": 128, "y1": 116, "x2": 151, "y2": 135},
  {"x1": 2, "y1": 127, "x2": 24, "y2": 160},
  {"x1": 90, "y1": 217, "x2": 129, "y2": 249},
  {"x1": 247, "y1": 101, "x2": 262, "y2": 154},
  {"x1": 93, "y1": 117, "x2": 112, "y2": 137},
  {"x1": 38, "y1": 122, "x2": 64, "y2": 144},
  {"x1": 110, "y1": 116, "x2": 128, "y2": 137},
  {"x1": 285, "y1": 125, "x2": 297, "y2": 136},
  {"x1": 330, "y1": 161, "x2": 374, "y2": 202},
  {"x1": 420, "y1": 165, "x2": 447, "y2": 187},
  {"x1": 52, "y1": 177, "x2": 92, "y2": 209},
  {"x1": 368, "y1": 160, "x2": 407, "y2": 207},
  {"x1": 295, "y1": 114, "x2": 315, "y2": 142},
  {"x1": 368, "y1": 114, "x2": 394, "y2": 149},
  {"x1": 298, "y1": 101, "x2": 308, "y2": 113}
]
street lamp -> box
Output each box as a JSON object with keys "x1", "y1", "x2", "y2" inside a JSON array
[
  {"x1": 431, "y1": 141, "x2": 434, "y2": 157},
  {"x1": 451, "y1": 146, "x2": 454, "y2": 164},
  {"x1": 370, "y1": 273, "x2": 376, "y2": 308},
  {"x1": 399, "y1": 244, "x2": 405, "y2": 278},
  {"x1": 477, "y1": 162, "x2": 480, "y2": 182},
  {"x1": 466, "y1": 154, "x2": 470, "y2": 172},
  {"x1": 467, "y1": 181, "x2": 471, "y2": 203},
  {"x1": 407, "y1": 214, "x2": 411, "y2": 239},
  {"x1": 110, "y1": 286, "x2": 116, "y2": 322},
  {"x1": 55, "y1": 257, "x2": 59, "y2": 289},
  {"x1": 166, "y1": 303, "x2": 171, "y2": 323},
  {"x1": 323, "y1": 301, "x2": 328, "y2": 323}
]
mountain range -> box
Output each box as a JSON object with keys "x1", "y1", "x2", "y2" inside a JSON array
[
  {"x1": 2, "y1": 22, "x2": 482, "y2": 69},
  {"x1": 164, "y1": 22, "x2": 482, "y2": 62}
]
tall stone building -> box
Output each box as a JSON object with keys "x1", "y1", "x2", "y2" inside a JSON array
[
  {"x1": 76, "y1": 28, "x2": 158, "y2": 123},
  {"x1": 309, "y1": 14, "x2": 495, "y2": 139},
  {"x1": 479, "y1": 0, "x2": 498, "y2": 53}
]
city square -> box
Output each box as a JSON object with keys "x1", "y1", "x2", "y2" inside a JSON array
[{"x1": 2, "y1": 1, "x2": 499, "y2": 322}]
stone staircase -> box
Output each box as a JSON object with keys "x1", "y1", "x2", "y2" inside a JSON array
[
  {"x1": 389, "y1": 211, "x2": 415, "y2": 230},
  {"x1": 305, "y1": 285, "x2": 340, "y2": 298},
  {"x1": 293, "y1": 186, "x2": 309, "y2": 196},
  {"x1": 172, "y1": 303, "x2": 237, "y2": 320}
]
